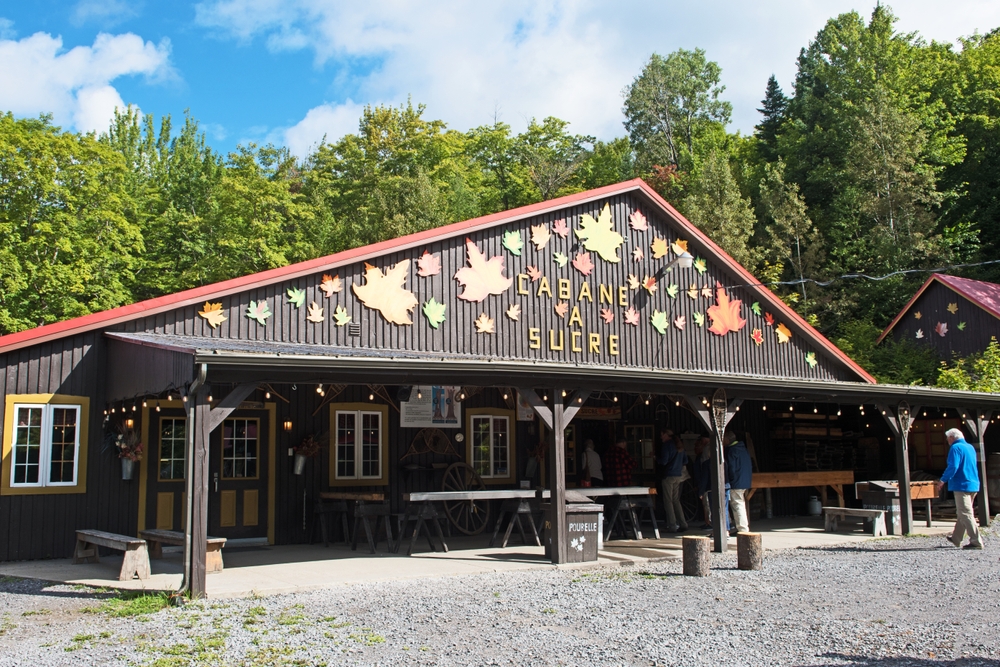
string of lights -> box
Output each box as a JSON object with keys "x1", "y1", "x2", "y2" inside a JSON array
[{"x1": 723, "y1": 258, "x2": 1000, "y2": 291}]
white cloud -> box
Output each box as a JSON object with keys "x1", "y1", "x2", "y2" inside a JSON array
[
  {"x1": 0, "y1": 31, "x2": 172, "y2": 133},
  {"x1": 194, "y1": 0, "x2": 1000, "y2": 148},
  {"x1": 0, "y1": 18, "x2": 15, "y2": 40},
  {"x1": 71, "y1": 0, "x2": 140, "y2": 27},
  {"x1": 282, "y1": 100, "x2": 364, "y2": 157}
]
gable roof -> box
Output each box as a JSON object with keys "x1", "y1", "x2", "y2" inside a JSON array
[
  {"x1": 877, "y1": 273, "x2": 1000, "y2": 343},
  {"x1": 0, "y1": 179, "x2": 875, "y2": 383}
]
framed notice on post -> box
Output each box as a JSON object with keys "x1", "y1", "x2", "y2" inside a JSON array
[
  {"x1": 516, "y1": 391, "x2": 536, "y2": 421},
  {"x1": 400, "y1": 386, "x2": 462, "y2": 428}
]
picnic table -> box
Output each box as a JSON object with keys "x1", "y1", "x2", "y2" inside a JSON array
[
  {"x1": 318, "y1": 491, "x2": 392, "y2": 553},
  {"x1": 746, "y1": 471, "x2": 855, "y2": 507}
]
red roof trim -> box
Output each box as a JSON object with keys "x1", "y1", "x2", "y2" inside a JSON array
[
  {"x1": 934, "y1": 274, "x2": 1000, "y2": 322},
  {"x1": 0, "y1": 178, "x2": 875, "y2": 383},
  {"x1": 876, "y1": 273, "x2": 1000, "y2": 344},
  {"x1": 876, "y1": 274, "x2": 937, "y2": 344}
]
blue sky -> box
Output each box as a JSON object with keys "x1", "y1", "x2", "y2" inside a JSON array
[{"x1": 3, "y1": 1, "x2": 1000, "y2": 158}]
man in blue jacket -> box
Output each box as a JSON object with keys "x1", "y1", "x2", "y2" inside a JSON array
[
  {"x1": 656, "y1": 427, "x2": 689, "y2": 532},
  {"x1": 935, "y1": 428, "x2": 984, "y2": 549},
  {"x1": 724, "y1": 430, "x2": 752, "y2": 535}
]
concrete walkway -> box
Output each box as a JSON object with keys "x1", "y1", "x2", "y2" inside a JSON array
[{"x1": 0, "y1": 517, "x2": 955, "y2": 598}]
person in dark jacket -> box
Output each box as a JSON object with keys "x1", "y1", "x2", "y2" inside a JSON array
[
  {"x1": 691, "y1": 436, "x2": 713, "y2": 528},
  {"x1": 935, "y1": 428, "x2": 983, "y2": 549},
  {"x1": 602, "y1": 437, "x2": 636, "y2": 487},
  {"x1": 724, "y1": 430, "x2": 752, "y2": 535},
  {"x1": 655, "y1": 428, "x2": 688, "y2": 532}
]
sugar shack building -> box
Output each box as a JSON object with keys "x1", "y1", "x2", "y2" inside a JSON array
[{"x1": 1, "y1": 180, "x2": 997, "y2": 596}]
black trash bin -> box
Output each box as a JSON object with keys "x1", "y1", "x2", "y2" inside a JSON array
[
  {"x1": 862, "y1": 481, "x2": 901, "y2": 535},
  {"x1": 541, "y1": 502, "x2": 602, "y2": 563}
]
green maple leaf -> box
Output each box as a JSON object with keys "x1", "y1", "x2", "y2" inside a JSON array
[
  {"x1": 650, "y1": 310, "x2": 669, "y2": 334},
  {"x1": 666, "y1": 284, "x2": 679, "y2": 298},
  {"x1": 694, "y1": 258, "x2": 707, "y2": 274},
  {"x1": 287, "y1": 287, "x2": 306, "y2": 308},
  {"x1": 751, "y1": 302, "x2": 761, "y2": 316},
  {"x1": 422, "y1": 298, "x2": 447, "y2": 329},
  {"x1": 502, "y1": 230, "x2": 523, "y2": 256},
  {"x1": 805, "y1": 351, "x2": 818, "y2": 368},
  {"x1": 553, "y1": 252, "x2": 569, "y2": 268},
  {"x1": 574, "y1": 203, "x2": 623, "y2": 263},
  {"x1": 957, "y1": 321, "x2": 966, "y2": 331},
  {"x1": 693, "y1": 312, "x2": 704, "y2": 327},
  {"x1": 246, "y1": 300, "x2": 272, "y2": 325},
  {"x1": 333, "y1": 305, "x2": 352, "y2": 326}
]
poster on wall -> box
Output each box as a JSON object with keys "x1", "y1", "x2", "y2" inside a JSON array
[
  {"x1": 400, "y1": 386, "x2": 462, "y2": 428},
  {"x1": 516, "y1": 391, "x2": 535, "y2": 421}
]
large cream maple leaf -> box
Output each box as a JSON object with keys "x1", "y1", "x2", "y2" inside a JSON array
[
  {"x1": 454, "y1": 238, "x2": 513, "y2": 302},
  {"x1": 352, "y1": 260, "x2": 418, "y2": 325},
  {"x1": 574, "y1": 203, "x2": 623, "y2": 262}
]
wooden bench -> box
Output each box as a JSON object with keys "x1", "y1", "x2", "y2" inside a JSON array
[
  {"x1": 74, "y1": 529, "x2": 150, "y2": 581},
  {"x1": 139, "y1": 529, "x2": 227, "y2": 573},
  {"x1": 823, "y1": 507, "x2": 887, "y2": 537}
]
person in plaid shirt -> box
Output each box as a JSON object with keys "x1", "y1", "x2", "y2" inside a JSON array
[{"x1": 602, "y1": 437, "x2": 636, "y2": 487}]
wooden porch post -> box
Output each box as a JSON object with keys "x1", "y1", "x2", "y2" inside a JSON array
[
  {"x1": 190, "y1": 386, "x2": 211, "y2": 598},
  {"x1": 964, "y1": 410, "x2": 991, "y2": 528},
  {"x1": 878, "y1": 402, "x2": 914, "y2": 535},
  {"x1": 686, "y1": 390, "x2": 741, "y2": 553}
]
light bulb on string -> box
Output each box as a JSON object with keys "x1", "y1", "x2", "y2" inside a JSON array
[
  {"x1": 612, "y1": 395, "x2": 618, "y2": 403},
  {"x1": 155, "y1": 406, "x2": 161, "y2": 412},
  {"x1": 265, "y1": 391, "x2": 271, "y2": 399}
]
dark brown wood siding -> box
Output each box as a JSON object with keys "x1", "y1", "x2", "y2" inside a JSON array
[{"x1": 890, "y1": 281, "x2": 1000, "y2": 359}]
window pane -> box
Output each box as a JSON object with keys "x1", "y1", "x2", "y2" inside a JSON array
[
  {"x1": 361, "y1": 412, "x2": 380, "y2": 478},
  {"x1": 471, "y1": 416, "x2": 491, "y2": 477},
  {"x1": 336, "y1": 412, "x2": 356, "y2": 478},
  {"x1": 49, "y1": 408, "x2": 78, "y2": 483},
  {"x1": 13, "y1": 407, "x2": 42, "y2": 485},
  {"x1": 492, "y1": 417, "x2": 508, "y2": 477},
  {"x1": 222, "y1": 418, "x2": 258, "y2": 479},
  {"x1": 159, "y1": 418, "x2": 186, "y2": 480}
]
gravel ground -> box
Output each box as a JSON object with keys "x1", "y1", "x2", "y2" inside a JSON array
[{"x1": 0, "y1": 534, "x2": 998, "y2": 667}]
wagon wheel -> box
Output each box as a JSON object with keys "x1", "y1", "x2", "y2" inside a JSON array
[{"x1": 441, "y1": 462, "x2": 491, "y2": 535}]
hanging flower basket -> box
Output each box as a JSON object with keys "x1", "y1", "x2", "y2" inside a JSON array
[
  {"x1": 293, "y1": 435, "x2": 321, "y2": 476},
  {"x1": 114, "y1": 423, "x2": 143, "y2": 480},
  {"x1": 121, "y1": 458, "x2": 136, "y2": 480}
]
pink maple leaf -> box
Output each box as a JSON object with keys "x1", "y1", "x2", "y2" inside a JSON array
[
  {"x1": 552, "y1": 218, "x2": 570, "y2": 238},
  {"x1": 600, "y1": 308, "x2": 615, "y2": 324},
  {"x1": 674, "y1": 315, "x2": 686, "y2": 331},
  {"x1": 526, "y1": 265, "x2": 542, "y2": 281},
  {"x1": 935, "y1": 321, "x2": 948, "y2": 337},
  {"x1": 572, "y1": 251, "x2": 595, "y2": 276},
  {"x1": 764, "y1": 312, "x2": 775, "y2": 327},
  {"x1": 416, "y1": 251, "x2": 441, "y2": 277},
  {"x1": 628, "y1": 209, "x2": 648, "y2": 232},
  {"x1": 624, "y1": 307, "x2": 640, "y2": 326},
  {"x1": 632, "y1": 247, "x2": 644, "y2": 262},
  {"x1": 706, "y1": 286, "x2": 746, "y2": 336}
]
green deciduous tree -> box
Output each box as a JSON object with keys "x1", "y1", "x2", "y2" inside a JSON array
[
  {"x1": 681, "y1": 148, "x2": 757, "y2": 269},
  {"x1": 936, "y1": 337, "x2": 1000, "y2": 392}
]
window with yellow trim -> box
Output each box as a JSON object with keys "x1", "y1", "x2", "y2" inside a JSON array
[
  {"x1": 2, "y1": 394, "x2": 89, "y2": 495},
  {"x1": 328, "y1": 403, "x2": 389, "y2": 486}
]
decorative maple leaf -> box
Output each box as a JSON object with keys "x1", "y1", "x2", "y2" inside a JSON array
[
  {"x1": 632, "y1": 247, "x2": 644, "y2": 262},
  {"x1": 417, "y1": 252, "x2": 441, "y2": 277},
  {"x1": 958, "y1": 321, "x2": 967, "y2": 331},
  {"x1": 333, "y1": 306, "x2": 351, "y2": 327},
  {"x1": 651, "y1": 237, "x2": 669, "y2": 259},
  {"x1": 455, "y1": 238, "x2": 513, "y2": 302},
  {"x1": 627, "y1": 274, "x2": 640, "y2": 290},
  {"x1": 474, "y1": 312, "x2": 495, "y2": 334},
  {"x1": 694, "y1": 258, "x2": 707, "y2": 274},
  {"x1": 805, "y1": 352, "x2": 818, "y2": 369},
  {"x1": 530, "y1": 224, "x2": 551, "y2": 250},
  {"x1": 935, "y1": 321, "x2": 948, "y2": 337},
  {"x1": 751, "y1": 302, "x2": 762, "y2": 316},
  {"x1": 628, "y1": 209, "x2": 648, "y2": 232},
  {"x1": 670, "y1": 239, "x2": 688, "y2": 256},
  {"x1": 624, "y1": 307, "x2": 640, "y2": 326},
  {"x1": 526, "y1": 265, "x2": 543, "y2": 281},
  {"x1": 353, "y1": 260, "x2": 419, "y2": 325},
  {"x1": 502, "y1": 230, "x2": 523, "y2": 256},
  {"x1": 914, "y1": 311, "x2": 922, "y2": 320},
  {"x1": 700, "y1": 285, "x2": 713, "y2": 299},
  {"x1": 319, "y1": 274, "x2": 343, "y2": 297},
  {"x1": 506, "y1": 304, "x2": 521, "y2": 321},
  {"x1": 198, "y1": 302, "x2": 227, "y2": 328},
  {"x1": 751, "y1": 328, "x2": 764, "y2": 346},
  {"x1": 666, "y1": 283, "x2": 679, "y2": 298},
  {"x1": 674, "y1": 315, "x2": 686, "y2": 330},
  {"x1": 947, "y1": 302, "x2": 958, "y2": 314},
  {"x1": 572, "y1": 252, "x2": 595, "y2": 276},
  {"x1": 693, "y1": 312, "x2": 704, "y2": 327},
  {"x1": 422, "y1": 298, "x2": 447, "y2": 329},
  {"x1": 707, "y1": 286, "x2": 747, "y2": 336},
  {"x1": 307, "y1": 302, "x2": 325, "y2": 323},
  {"x1": 643, "y1": 276, "x2": 657, "y2": 295},
  {"x1": 552, "y1": 218, "x2": 570, "y2": 238},
  {"x1": 287, "y1": 287, "x2": 306, "y2": 308},
  {"x1": 915, "y1": 328, "x2": 924, "y2": 339},
  {"x1": 246, "y1": 300, "x2": 272, "y2": 325},
  {"x1": 553, "y1": 252, "x2": 569, "y2": 268},
  {"x1": 764, "y1": 312, "x2": 775, "y2": 327},
  {"x1": 687, "y1": 284, "x2": 699, "y2": 299},
  {"x1": 775, "y1": 323, "x2": 791, "y2": 344},
  {"x1": 600, "y1": 308, "x2": 614, "y2": 324},
  {"x1": 554, "y1": 302, "x2": 569, "y2": 318},
  {"x1": 650, "y1": 310, "x2": 669, "y2": 334},
  {"x1": 575, "y1": 203, "x2": 623, "y2": 262}
]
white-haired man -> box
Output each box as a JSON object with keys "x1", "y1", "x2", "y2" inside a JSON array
[{"x1": 935, "y1": 428, "x2": 983, "y2": 549}]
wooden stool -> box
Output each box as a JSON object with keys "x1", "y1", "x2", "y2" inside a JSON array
[
  {"x1": 490, "y1": 499, "x2": 541, "y2": 548},
  {"x1": 351, "y1": 502, "x2": 394, "y2": 554},
  {"x1": 604, "y1": 496, "x2": 644, "y2": 540},
  {"x1": 395, "y1": 503, "x2": 449, "y2": 555},
  {"x1": 682, "y1": 535, "x2": 710, "y2": 576}
]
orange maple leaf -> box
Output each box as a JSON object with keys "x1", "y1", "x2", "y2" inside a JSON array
[
  {"x1": 764, "y1": 312, "x2": 775, "y2": 327},
  {"x1": 624, "y1": 307, "x2": 640, "y2": 326},
  {"x1": 526, "y1": 265, "x2": 542, "y2": 281},
  {"x1": 198, "y1": 302, "x2": 227, "y2": 329},
  {"x1": 319, "y1": 274, "x2": 342, "y2": 298},
  {"x1": 651, "y1": 237, "x2": 669, "y2": 259},
  {"x1": 455, "y1": 238, "x2": 513, "y2": 302},
  {"x1": 670, "y1": 239, "x2": 688, "y2": 255},
  {"x1": 706, "y1": 286, "x2": 746, "y2": 336},
  {"x1": 554, "y1": 302, "x2": 569, "y2": 318},
  {"x1": 643, "y1": 275, "x2": 657, "y2": 295},
  {"x1": 352, "y1": 260, "x2": 418, "y2": 325},
  {"x1": 416, "y1": 251, "x2": 441, "y2": 277},
  {"x1": 775, "y1": 323, "x2": 791, "y2": 344},
  {"x1": 572, "y1": 252, "x2": 595, "y2": 276},
  {"x1": 600, "y1": 308, "x2": 615, "y2": 324}
]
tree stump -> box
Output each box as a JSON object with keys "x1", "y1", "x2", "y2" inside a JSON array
[
  {"x1": 682, "y1": 535, "x2": 710, "y2": 576},
  {"x1": 737, "y1": 532, "x2": 762, "y2": 571}
]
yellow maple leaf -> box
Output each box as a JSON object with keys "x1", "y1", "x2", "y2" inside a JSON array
[
  {"x1": 474, "y1": 312, "x2": 495, "y2": 334},
  {"x1": 352, "y1": 260, "x2": 418, "y2": 325},
  {"x1": 947, "y1": 302, "x2": 958, "y2": 314},
  {"x1": 775, "y1": 323, "x2": 792, "y2": 344},
  {"x1": 627, "y1": 274, "x2": 640, "y2": 290},
  {"x1": 574, "y1": 203, "x2": 623, "y2": 262},
  {"x1": 530, "y1": 224, "x2": 551, "y2": 250},
  {"x1": 651, "y1": 237, "x2": 669, "y2": 259},
  {"x1": 670, "y1": 239, "x2": 688, "y2": 255},
  {"x1": 198, "y1": 302, "x2": 227, "y2": 329}
]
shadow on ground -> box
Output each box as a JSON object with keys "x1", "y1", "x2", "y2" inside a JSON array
[{"x1": 807, "y1": 654, "x2": 999, "y2": 666}]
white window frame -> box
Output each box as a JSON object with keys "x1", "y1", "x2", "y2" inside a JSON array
[
  {"x1": 470, "y1": 414, "x2": 510, "y2": 479},
  {"x1": 334, "y1": 410, "x2": 383, "y2": 480},
  {"x1": 9, "y1": 403, "x2": 81, "y2": 488}
]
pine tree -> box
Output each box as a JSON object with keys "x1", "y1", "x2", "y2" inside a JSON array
[{"x1": 755, "y1": 75, "x2": 787, "y2": 161}]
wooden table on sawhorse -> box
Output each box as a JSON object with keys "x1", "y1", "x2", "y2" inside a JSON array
[
  {"x1": 396, "y1": 498, "x2": 450, "y2": 555},
  {"x1": 490, "y1": 498, "x2": 542, "y2": 548},
  {"x1": 319, "y1": 492, "x2": 394, "y2": 554}
]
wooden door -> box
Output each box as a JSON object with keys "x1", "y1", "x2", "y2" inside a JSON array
[
  {"x1": 208, "y1": 412, "x2": 269, "y2": 540},
  {"x1": 144, "y1": 408, "x2": 189, "y2": 533}
]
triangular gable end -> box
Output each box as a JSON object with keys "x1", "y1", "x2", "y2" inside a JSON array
[{"x1": 0, "y1": 180, "x2": 874, "y2": 383}]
